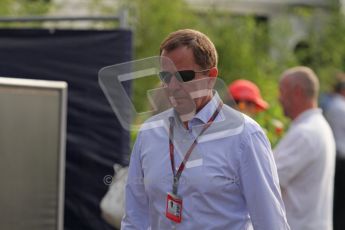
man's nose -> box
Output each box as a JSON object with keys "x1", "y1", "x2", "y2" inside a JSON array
[{"x1": 168, "y1": 74, "x2": 182, "y2": 89}]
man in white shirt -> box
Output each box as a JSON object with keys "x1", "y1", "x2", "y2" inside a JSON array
[
  {"x1": 324, "y1": 77, "x2": 345, "y2": 230},
  {"x1": 121, "y1": 29, "x2": 290, "y2": 230},
  {"x1": 274, "y1": 66, "x2": 336, "y2": 230}
]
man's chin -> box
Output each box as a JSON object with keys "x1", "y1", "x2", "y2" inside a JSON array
[
  {"x1": 169, "y1": 96, "x2": 192, "y2": 107},
  {"x1": 174, "y1": 107, "x2": 195, "y2": 122},
  {"x1": 173, "y1": 101, "x2": 196, "y2": 118}
]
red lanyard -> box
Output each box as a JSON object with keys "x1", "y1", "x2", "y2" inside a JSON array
[{"x1": 169, "y1": 101, "x2": 223, "y2": 195}]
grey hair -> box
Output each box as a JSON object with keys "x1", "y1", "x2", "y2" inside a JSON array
[{"x1": 280, "y1": 66, "x2": 319, "y2": 99}]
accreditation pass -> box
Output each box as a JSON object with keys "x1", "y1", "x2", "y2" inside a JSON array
[{"x1": 166, "y1": 192, "x2": 183, "y2": 223}]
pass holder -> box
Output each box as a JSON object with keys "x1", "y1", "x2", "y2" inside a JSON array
[{"x1": 166, "y1": 192, "x2": 183, "y2": 223}]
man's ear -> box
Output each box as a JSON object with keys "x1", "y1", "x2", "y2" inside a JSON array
[
  {"x1": 207, "y1": 67, "x2": 218, "y2": 89},
  {"x1": 209, "y1": 67, "x2": 218, "y2": 78}
]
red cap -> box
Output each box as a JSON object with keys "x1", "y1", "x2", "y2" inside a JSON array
[{"x1": 228, "y1": 79, "x2": 269, "y2": 110}]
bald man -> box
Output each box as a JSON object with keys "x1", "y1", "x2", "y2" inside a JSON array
[{"x1": 274, "y1": 66, "x2": 336, "y2": 230}]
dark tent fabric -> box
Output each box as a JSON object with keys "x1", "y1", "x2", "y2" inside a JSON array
[{"x1": 0, "y1": 28, "x2": 132, "y2": 230}]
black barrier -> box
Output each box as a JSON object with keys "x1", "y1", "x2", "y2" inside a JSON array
[{"x1": 0, "y1": 28, "x2": 132, "y2": 230}]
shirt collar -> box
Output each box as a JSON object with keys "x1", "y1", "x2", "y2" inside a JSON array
[
  {"x1": 292, "y1": 108, "x2": 322, "y2": 125},
  {"x1": 190, "y1": 92, "x2": 223, "y2": 125}
]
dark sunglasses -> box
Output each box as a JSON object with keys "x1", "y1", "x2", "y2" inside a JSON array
[{"x1": 159, "y1": 69, "x2": 210, "y2": 84}]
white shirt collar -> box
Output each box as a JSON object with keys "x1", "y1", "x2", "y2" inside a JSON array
[{"x1": 292, "y1": 108, "x2": 322, "y2": 126}]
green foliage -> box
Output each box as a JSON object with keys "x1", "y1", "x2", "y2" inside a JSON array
[
  {"x1": 121, "y1": 0, "x2": 197, "y2": 58},
  {"x1": 308, "y1": 8, "x2": 345, "y2": 91},
  {"x1": 119, "y1": 0, "x2": 198, "y2": 115},
  {"x1": 0, "y1": 0, "x2": 50, "y2": 28},
  {"x1": 197, "y1": 14, "x2": 269, "y2": 83}
]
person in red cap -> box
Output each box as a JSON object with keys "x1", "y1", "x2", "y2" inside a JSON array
[{"x1": 228, "y1": 79, "x2": 269, "y2": 116}]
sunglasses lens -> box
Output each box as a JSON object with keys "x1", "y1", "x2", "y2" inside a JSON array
[
  {"x1": 159, "y1": 71, "x2": 172, "y2": 83},
  {"x1": 178, "y1": 70, "x2": 195, "y2": 82},
  {"x1": 159, "y1": 70, "x2": 196, "y2": 84}
]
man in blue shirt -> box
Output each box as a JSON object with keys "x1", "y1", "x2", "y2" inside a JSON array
[{"x1": 121, "y1": 29, "x2": 290, "y2": 230}]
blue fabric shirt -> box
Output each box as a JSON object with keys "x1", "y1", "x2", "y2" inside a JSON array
[{"x1": 121, "y1": 93, "x2": 290, "y2": 230}]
